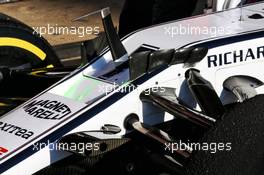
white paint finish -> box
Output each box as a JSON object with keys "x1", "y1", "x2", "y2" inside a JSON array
[
  {"x1": 0, "y1": 93, "x2": 86, "y2": 165},
  {"x1": 2, "y1": 2, "x2": 264, "y2": 174}
]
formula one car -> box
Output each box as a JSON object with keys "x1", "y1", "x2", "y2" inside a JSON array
[
  {"x1": 0, "y1": 0, "x2": 260, "y2": 116},
  {"x1": 1, "y1": 1, "x2": 264, "y2": 175}
]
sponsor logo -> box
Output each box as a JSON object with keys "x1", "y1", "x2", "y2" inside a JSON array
[
  {"x1": 0, "y1": 147, "x2": 8, "y2": 155},
  {"x1": 0, "y1": 122, "x2": 34, "y2": 139},
  {"x1": 207, "y1": 46, "x2": 264, "y2": 68},
  {"x1": 23, "y1": 100, "x2": 71, "y2": 120}
]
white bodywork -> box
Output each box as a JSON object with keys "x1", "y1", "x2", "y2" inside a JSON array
[{"x1": 1, "y1": 2, "x2": 264, "y2": 175}]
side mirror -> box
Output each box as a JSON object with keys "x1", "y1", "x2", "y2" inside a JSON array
[{"x1": 73, "y1": 7, "x2": 128, "y2": 64}]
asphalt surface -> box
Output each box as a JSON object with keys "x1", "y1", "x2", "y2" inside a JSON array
[{"x1": 0, "y1": 0, "x2": 123, "y2": 45}]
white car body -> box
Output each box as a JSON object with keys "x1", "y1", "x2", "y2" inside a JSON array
[{"x1": 1, "y1": 1, "x2": 264, "y2": 175}]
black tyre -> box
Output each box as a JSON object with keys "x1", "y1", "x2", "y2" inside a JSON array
[
  {"x1": 0, "y1": 13, "x2": 61, "y2": 69},
  {"x1": 186, "y1": 95, "x2": 264, "y2": 175}
]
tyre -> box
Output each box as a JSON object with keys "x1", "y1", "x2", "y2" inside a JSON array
[
  {"x1": 0, "y1": 13, "x2": 61, "y2": 69},
  {"x1": 186, "y1": 95, "x2": 264, "y2": 175}
]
